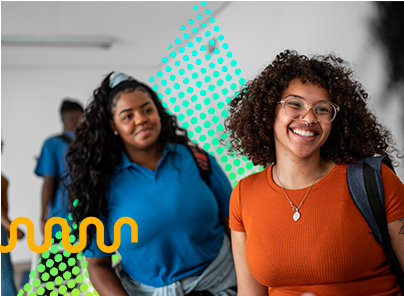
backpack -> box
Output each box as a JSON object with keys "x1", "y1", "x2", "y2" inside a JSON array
[{"x1": 347, "y1": 156, "x2": 404, "y2": 291}]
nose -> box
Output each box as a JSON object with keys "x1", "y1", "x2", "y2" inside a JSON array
[
  {"x1": 300, "y1": 107, "x2": 318, "y2": 125},
  {"x1": 134, "y1": 112, "x2": 148, "y2": 126}
]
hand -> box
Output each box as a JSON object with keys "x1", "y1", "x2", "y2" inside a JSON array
[{"x1": 16, "y1": 228, "x2": 25, "y2": 239}]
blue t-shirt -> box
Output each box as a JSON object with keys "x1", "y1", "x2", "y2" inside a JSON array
[
  {"x1": 84, "y1": 143, "x2": 233, "y2": 287},
  {"x1": 35, "y1": 131, "x2": 74, "y2": 236}
]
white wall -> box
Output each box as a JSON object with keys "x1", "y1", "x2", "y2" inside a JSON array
[{"x1": 2, "y1": 1, "x2": 403, "y2": 263}]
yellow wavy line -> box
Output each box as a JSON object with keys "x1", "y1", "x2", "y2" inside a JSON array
[{"x1": 0, "y1": 216, "x2": 138, "y2": 253}]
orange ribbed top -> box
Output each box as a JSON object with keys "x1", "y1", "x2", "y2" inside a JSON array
[{"x1": 229, "y1": 163, "x2": 404, "y2": 295}]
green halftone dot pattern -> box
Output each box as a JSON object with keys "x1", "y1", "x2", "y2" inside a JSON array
[{"x1": 148, "y1": 2, "x2": 263, "y2": 188}]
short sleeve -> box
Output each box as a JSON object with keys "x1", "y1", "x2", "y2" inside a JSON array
[
  {"x1": 229, "y1": 180, "x2": 245, "y2": 232},
  {"x1": 382, "y1": 163, "x2": 404, "y2": 224},
  {"x1": 84, "y1": 212, "x2": 113, "y2": 258},
  {"x1": 208, "y1": 154, "x2": 233, "y2": 220},
  {"x1": 35, "y1": 139, "x2": 57, "y2": 178}
]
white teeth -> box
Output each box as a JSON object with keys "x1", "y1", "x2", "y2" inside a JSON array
[{"x1": 293, "y1": 129, "x2": 315, "y2": 137}]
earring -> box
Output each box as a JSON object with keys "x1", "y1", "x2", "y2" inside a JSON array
[{"x1": 114, "y1": 131, "x2": 118, "y2": 136}]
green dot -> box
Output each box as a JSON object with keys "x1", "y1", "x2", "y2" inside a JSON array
[
  {"x1": 235, "y1": 69, "x2": 241, "y2": 75},
  {"x1": 187, "y1": 64, "x2": 193, "y2": 70},
  {"x1": 196, "y1": 59, "x2": 202, "y2": 65},
  {"x1": 33, "y1": 278, "x2": 41, "y2": 287},
  {"x1": 46, "y1": 282, "x2": 54, "y2": 291},
  {"x1": 67, "y1": 280, "x2": 76, "y2": 289},
  {"x1": 188, "y1": 131, "x2": 194, "y2": 138},
  {"x1": 233, "y1": 159, "x2": 241, "y2": 166},
  {"x1": 182, "y1": 122, "x2": 189, "y2": 129},
  {"x1": 220, "y1": 133, "x2": 228, "y2": 140},
  {"x1": 174, "y1": 106, "x2": 180, "y2": 112},
  {"x1": 217, "y1": 79, "x2": 224, "y2": 86},
  {"x1": 72, "y1": 266, "x2": 81, "y2": 275},
  {"x1": 69, "y1": 234, "x2": 76, "y2": 243},
  {"x1": 59, "y1": 285, "x2": 67, "y2": 294},
  {"x1": 205, "y1": 54, "x2": 212, "y2": 60},
  {"x1": 203, "y1": 143, "x2": 211, "y2": 150},
  {"x1": 23, "y1": 283, "x2": 32, "y2": 292},
  {"x1": 179, "y1": 92, "x2": 185, "y2": 98},
  {"x1": 50, "y1": 267, "x2": 58, "y2": 276},
  {"x1": 221, "y1": 155, "x2": 228, "y2": 162},
  {"x1": 179, "y1": 69, "x2": 185, "y2": 75},
  {"x1": 216, "y1": 124, "x2": 224, "y2": 132},
  {"x1": 46, "y1": 259, "x2": 54, "y2": 268},
  {"x1": 225, "y1": 164, "x2": 232, "y2": 172},
  {"x1": 237, "y1": 168, "x2": 245, "y2": 175},
  {"x1": 191, "y1": 117, "x2": 198, "y2": 124},
  {"x1": 246, "y1": 162, "x2": 253, "y2": 170},
  {"x1": 195, "y1": 126, "x2": 202, "y2": 133},
  {"x1": 157, "y1": 71, "x2": 163, "y2": 77},
  {"x1": 204, "y1": 121, "x2": 211, "y2": 128},
  {"x1": 178, "y1": 114, "x2": 185, "y2": 121},
  {"x1": 196, "y1": 81, "x2": 202, "y2": 88},
  {"x1": 222, "y1": 66, "x2": 228, "y2": 72},
  {"x1": 37, "y1": 287, "x2": 45, "y2": 295},
  {"x1": 58, "y1": 262, "x2": 67, "y2": 271},
  {"x1": 208, "y1": 85, "x2": 215, "y2": 91},
  {"x1": 209, "y1": 130, "x2": 216, "y2": 137},
  {"x1": 213, "y1": 71, "x2": 219, "y2": 77},
  {"x1": 29, "y1": 270, "x2": 36, "y2": 278},
  {"x1": 195, "y1": 104, "x2": 202, "y2": 111},
  {"x1": 196, "y1": 37, "x2": 202, "y2": 43},
  {"x1": 182, "y1": 100, "x2": 189, "y2": 108},
  {"x1": 192, "y1": 73, "x2": 198, "y2": 79},
  {"x1": 216, "y1": 147, "x2": 224, "y2": 154},
  {"x1": 162, "y1": 102, "x2": 168, "y2": 108},
  {"x1": 200, "y1": 90, "x2": 206, "y2": 96},
  {"x1": 232, "y1": 180, "x2": 239, "y2": 187},
  {"x1": 55, "y1": 231, "x2": 62, "y2": 239},
  {"x1": 81, "y1": 260, "x2": 88, "y2": 269},
  {"x1": 221, "y1": 110, "x2": 228, "y2": 117},
  {"x1": 55, "y1": 276, "x2": 63, "y2": 285},
  {"x1": 186, "y1": 109, "x2": 193, "y2": 116},
  {"x1": 208, "y1": 107, "x2": 215, "y2": 114},
  {"x1": 183, "y1": 55, "x2": 189, "y2": 62},
  {"x1": 37, "y1": 264, "x2": 45, "y2": 273},
  {"x1": 209, "y1": 62, "x2": 215, "y2": 69},
  {"x1": 42, "y1": 251, "x2": 50, "y2": 259},
  {"x1": 258, "y1": 166, "x2": 264, "y2": 172},
  {"x1": 76, "y1": 274, "x2": 85, "y2": 284},
  {"x1": 170, "y1": 75, "x2": 176, "y2": 81},
  {"x1": 28, "y1": 292, "x2": 36, "y2": 296},
  {"x1": 72, "y1": 222, "x2": 78, "y2": 229},
  {"x1": 229, "y1": 172, "x2": 237, "y2": 180},
  {"x1": 73, "y1": 288, "x2": 81, "y2": 296},
  {"x1": 200, "y1": 45, "x2": 206, "y2": 51},
  {"x1": 63, "y1": 271, "x2": 72, "y2": 280},
  {"x1": 73, "y1": 199, "x2": 79, "y2": 207},
  {"x1": 201, "y1": 68, "x2": 207, "y2": 74},
  {"x1": 199, "y1": 135, "x2": 206, "y2": 142},
  {"x1": 80, "y1": 283, "x2": 89, "y2": 292},
  {"x1": 212, "y1": 116, "x2": 219, "y2": 123},
  {"x1": 187, "y1": 87, "x2": 193, "y2": 93},
  {"x1": 41, "y1": 272, "x2": 50, "y2": 281},
  {"x1": 200, "y1": 113, "x2": 206, "y2": 120}
]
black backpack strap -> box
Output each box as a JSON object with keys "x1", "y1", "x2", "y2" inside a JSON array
[
  {"x1": 59, "y1": 134, "x2": 73, "y2": 145},
  {"x1": 187, "y1": 145, "x2": 212, "y2": 187},
  {"x1": 348, "y1": 156, "x2": 404, "y2": 290}
]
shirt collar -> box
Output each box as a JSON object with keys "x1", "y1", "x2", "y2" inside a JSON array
[{"x1": 117, "y1": 142, "x2": 176, "y2": 171}]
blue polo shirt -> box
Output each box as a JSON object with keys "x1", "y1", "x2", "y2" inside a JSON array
[
  {"x1": 84, "y1": 143, "x2": 232, "y2": 288},
  {"x1": 35, "y1": 131, "x2": 74, "y2": 236}
]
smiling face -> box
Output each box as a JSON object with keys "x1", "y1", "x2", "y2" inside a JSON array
[
  {"x1": 109, "y1": 89, "x2": 161, "y2": 154},
  {"x1": 273, "y1": 78, "x2": 332, "y2": 161}
]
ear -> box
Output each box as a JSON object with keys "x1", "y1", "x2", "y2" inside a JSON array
[{"x1": 109, "y1": 119, "x2": 117, "y2": 133}]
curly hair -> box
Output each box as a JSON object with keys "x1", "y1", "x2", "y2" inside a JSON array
[
  {"x1": 225, "y1": 49, "x2": 399, "y2": 167},
  {"x1": 64, "y1": 72, "x2": 189, "y2": 250}
]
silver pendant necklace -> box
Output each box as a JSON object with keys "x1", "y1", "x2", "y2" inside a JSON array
[{"x1": 275, "y1": 160, "x2": 323, "y2": 221}]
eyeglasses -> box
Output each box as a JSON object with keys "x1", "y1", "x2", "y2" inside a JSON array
[{"x1": 277, "y1": 97, "x2": 340, "y2": 123}]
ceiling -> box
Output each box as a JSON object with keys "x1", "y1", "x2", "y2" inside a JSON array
[{"x1": 1, "y1": 1, "x2": 229, "y2": 70}]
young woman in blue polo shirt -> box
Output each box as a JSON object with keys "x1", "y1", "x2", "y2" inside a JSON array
[{"x1": 65, "y1": 72, "x2": 236, "y2": 296}]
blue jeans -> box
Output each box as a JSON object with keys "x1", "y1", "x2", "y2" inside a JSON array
[{"x1": 1, "y1": 225, "x2": 18, "y2": 296}]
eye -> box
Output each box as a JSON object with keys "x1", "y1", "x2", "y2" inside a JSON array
[
  {"x1": 315, "y1": 104, "x2": 332, "y2": 114},
  {"x1": 122, "y1": 114, "x2": 133, "y2": 121},
  {"x1": 144, "y1": 108, "x2": 153, "y2": 114},
  {"x1": 286, "y1": 100, "x2": 304, "y2": 109}
]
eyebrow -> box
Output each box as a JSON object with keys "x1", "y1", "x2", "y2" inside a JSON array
[
  {"x1": 118, "y1": 102, "x2": 151, "y2": 115},
  {"x1": 284, "y1": 94, "x2": 330, "y2": 103}
]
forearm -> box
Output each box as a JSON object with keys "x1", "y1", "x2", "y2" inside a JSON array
[{"x1": 88, "y1": 261, "x2": 129, "y2": 296}]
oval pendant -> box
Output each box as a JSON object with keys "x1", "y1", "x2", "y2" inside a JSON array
[{"x1": 293, "y1": 211, "x2": 301, "y2": 221}]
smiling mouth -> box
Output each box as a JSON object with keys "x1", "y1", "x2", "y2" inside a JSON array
[
  {"x1": 291, "y1": 128, "x2": 318, "y2": 137},
  {"x1": 135, "y1": 128, "x2": 151, "y2": 136}
]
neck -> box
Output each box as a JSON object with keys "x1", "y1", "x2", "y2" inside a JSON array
[
  {"x1": 274, "y1": 152, "x2": 325, "y2": 190},
  {"x1": 124, "y1": 143, "x2": 163, "y2": 171}
]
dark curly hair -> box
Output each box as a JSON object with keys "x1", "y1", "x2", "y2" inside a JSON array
[
  {"x1": 64, "y1": 72, "x2": 189, "y2": 250},
  {"x1": 225, "y1": 49, "x2": 399, "y2": 167}
]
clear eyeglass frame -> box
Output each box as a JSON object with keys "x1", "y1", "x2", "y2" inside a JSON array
[{"x1": 277, "y1": 97, "x2": 340, "y2": 123}]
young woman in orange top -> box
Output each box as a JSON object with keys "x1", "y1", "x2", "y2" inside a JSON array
[{"x1": 226, "y1": 50, "x2": 404, "y2": 295}]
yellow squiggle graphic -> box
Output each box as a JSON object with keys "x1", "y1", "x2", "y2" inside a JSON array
[{"x1": 0, "y1": 216, "x2": 138, "y2": 253}]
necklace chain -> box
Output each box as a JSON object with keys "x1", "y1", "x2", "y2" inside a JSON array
[{"x1": 275, "y1": 160, "x2": 323, "y2": 221}]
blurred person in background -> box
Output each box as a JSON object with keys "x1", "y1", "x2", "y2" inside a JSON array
[
  {"x1": 1, "y1": 140, "x2": 25, "y2": 296},
  {"x1": 35, "y1": 99, "x2": 83, "y2": 239}
]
